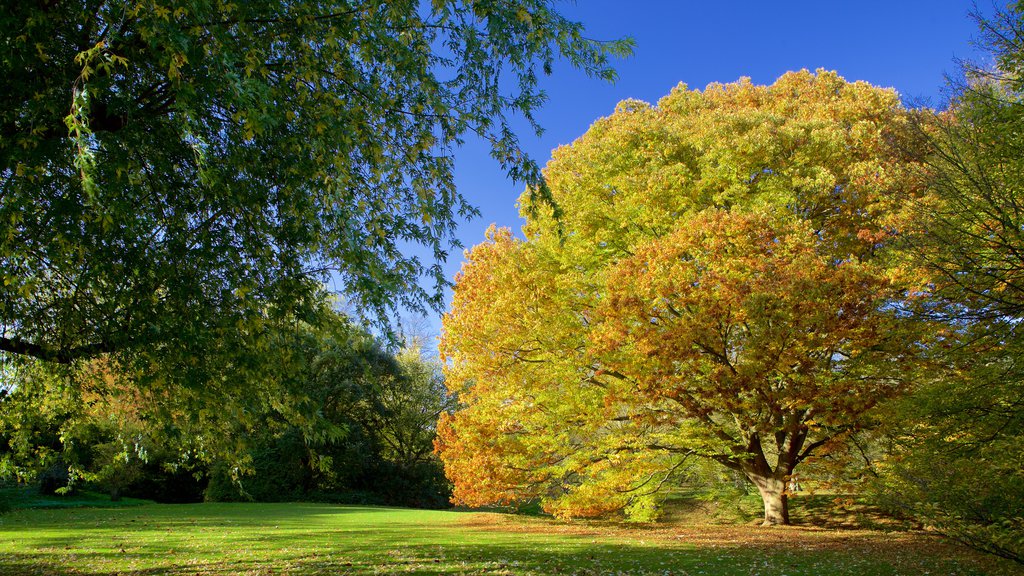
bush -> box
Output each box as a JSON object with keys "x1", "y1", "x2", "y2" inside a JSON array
[
  {"x1": 37, "y1": 462, "x2": 71, "y2": 496},
  {"x1": 124, "y1": 463, "x2": 206, "y2": 503},
  {"x1": 364, "y1": 460, "x2": 451, "y2": 509},
  {"x1": 0, "y1": 489, "x2": 12, "y2": 514},
  {"x1": 203, "y1": 465, "x2": 248, "y2": 502}
]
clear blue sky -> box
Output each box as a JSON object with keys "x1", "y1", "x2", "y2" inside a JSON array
[{"x1": 417, "y1": 1, "x2": 992, "y2": 350}]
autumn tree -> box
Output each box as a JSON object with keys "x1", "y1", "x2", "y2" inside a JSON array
[
  {"x1": 592, "y1": 210, "x2": 919, "y2": 525},
  {"x1": 438, "y1": 227, "x2": 621, "y2": 516},
  {"x1": 0, "y1": 0, "x2": 630, "y2": 369},
  {"x1": 438, "y1": 70, "x2": 925, "y2": 526}
]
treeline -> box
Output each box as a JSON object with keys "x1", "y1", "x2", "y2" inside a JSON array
[{"x1": 0, "y1": 309, "x2": 453, "y2": 508}]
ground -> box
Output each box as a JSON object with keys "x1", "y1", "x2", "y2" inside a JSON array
[{"x1": 0, "y1": 502, "x2": 1020, "y2": 575}]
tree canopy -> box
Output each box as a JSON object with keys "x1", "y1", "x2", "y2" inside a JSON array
[
  {"x1": 0, "y1": 0, "x2": 631, "y2": 368},
  {"x1": 867, "y1": 3, "x2": 1024, "y2": 562},
  {"x1": 438, "y1": 70, "x2": 926, "y2": 525}
]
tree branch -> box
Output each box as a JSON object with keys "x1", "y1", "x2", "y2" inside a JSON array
[{"x1": 0, "y1": 336, "x2": 115, "y2": 364}]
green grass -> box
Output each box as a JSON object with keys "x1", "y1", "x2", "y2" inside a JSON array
[{"x1": 0, "y1": 503, "x2": 1018, "y2": 575}]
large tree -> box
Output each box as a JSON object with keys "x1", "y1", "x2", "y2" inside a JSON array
[
  {"x1": 591, "y1": 210, "x2": 918, "y2": 525},
  {"x1": 0, "y1": 0, "x2": 630, "y2": 367},
  {"x1": 438, "y1": 70, "x2": 926, "y2": 525}
]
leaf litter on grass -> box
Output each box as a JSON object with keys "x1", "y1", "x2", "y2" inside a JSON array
[{"x1": 0, "y1": 503, "x2": 1020, "y2": 576}]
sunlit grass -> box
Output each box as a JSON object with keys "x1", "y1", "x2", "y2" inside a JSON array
[{"x1": 0, "y1": 502, "x2": 1017, "y2": 575}]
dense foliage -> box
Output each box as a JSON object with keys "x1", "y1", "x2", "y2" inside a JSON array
[
  {"x1": 0, "y1": 312, "x2": 454, "y2": 507},
  {"x1": 0, "y1": 0, "x2": 627, "y2": 510},
  {"x1": 438, "y1": 70, "x2": 925, "y2": 525},
  {"x1": 867, "y1": 3, "x2": 1024, "y2": 563},
  {"x1": 0, "y1": 0, "x2": 629, "y2": 367}
]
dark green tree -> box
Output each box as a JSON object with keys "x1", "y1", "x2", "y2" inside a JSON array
[
  {"x1": 0, "y1": 360, "x2": 77, "y2": 488},
  {"x1": 200, "y1": 310, "x2": 454, "y2": 506},
  {"x1": 0, "y1": 353, "x2": 214, "y2": 500},
  {"x1": 0, "y1": 0, "x2": 631, "y2": 369},
  {"x1": 874, "y1": 2, "x2": 1024, "y2": 564}
]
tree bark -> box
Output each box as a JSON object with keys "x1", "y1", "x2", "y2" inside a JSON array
[
  {"x1": 750, "y1": 474, "x2": 790, "y2": 526},
  {"x1": 0, "y1": 336, "x2": 115, "y2": 364},
  {"x1": 728, "y1": 431, "x2": 794, "y2": 526}
]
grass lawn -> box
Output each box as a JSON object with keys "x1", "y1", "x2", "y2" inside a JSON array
[{"x1": 0, "y1": 502, "x2": 1019, "y2": 575}]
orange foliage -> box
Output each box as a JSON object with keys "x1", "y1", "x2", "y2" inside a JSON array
[{"x1": 438, "y1": 71, "x2": 927, "y2": 522}]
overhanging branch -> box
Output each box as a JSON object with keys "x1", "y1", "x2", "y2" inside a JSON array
[{"x1": 0, "y1": 336, "x2": 115, "y2": 363}]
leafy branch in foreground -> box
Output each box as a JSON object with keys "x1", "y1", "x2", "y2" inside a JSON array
[{"x1": 0, "y1": 0, "x2": 632, "y2": 368}]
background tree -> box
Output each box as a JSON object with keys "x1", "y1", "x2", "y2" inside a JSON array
[
  {"x1": 0, "y1": 351, "x2": 254, "y2": 500},
  {"x1": 0, "y1": 360, "x2": 79, "y2": 490},
  {"x1": 439, "y1": 71, "x2": 926, "y2": 525},
  {"x1": 372, "y1": 345, "x2": 454, "y2": 467},
  {"x1": 869, "y1": 2, "x2": 1024, "y2": 563},
  {"x1": 2, "y1": 308, "x2": 456, "y2": 507}
]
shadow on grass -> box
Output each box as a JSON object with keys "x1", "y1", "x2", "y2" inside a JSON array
[
  {"x1": 0, "y1": 486, "x2": 153, "y2": 512},
  {"x1": 1, "y1": 528, "x2": 1013, "y2": 576},
  {"x1": 787, "y1": 493, "x2": 914, "y2": 531},
  {"x1": 0, "y1": 503, "x2": 1016, "y2": 576},
  {"x1": 658, "y1": 490, "x2": 915, "y2": 532},
  {"x1": 0, "y1": 502, "x2": 435, "y2": 531},
  {"x1": 0, "y1": 540, "x2": 761, "y2": 576}
]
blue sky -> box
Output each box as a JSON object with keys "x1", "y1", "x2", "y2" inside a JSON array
[{"x1": 417, "y1": 1, "x2": 992, "y2": 348}]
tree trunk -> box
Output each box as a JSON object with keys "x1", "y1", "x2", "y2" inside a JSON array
[{"x1": 751, "y1": 475, "x2": 789, "y2": 526}]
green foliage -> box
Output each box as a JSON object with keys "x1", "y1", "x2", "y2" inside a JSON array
[
  {"x1": 203, "y1": 429, "x2": 312, "y2": 503},
  {"x1": 1, "y1": 307, "x2": 454, "y2": 507},
  {"x1": 870, "y1": 328, "x2": 1024, "y2": 563},
  {"x1": 622, "y1": 493, "x2": 662, "y2": 523},
  {"x1": 0, "y1": 353, "x2": 205, "y2": 498},
  {"x1": 259, "y1": 314, "x2": 454, "y2": 506},
  {"x1": 85, "y1": 442, "x2": 142, "y2": 501},
  {"x1": 0, "y1": 0, "x2": 631, "y2": 430},
  {"x1": 867, "y1": 3, "x2": 1024, "y2": 565},
  {"x1": 201, "y1": 466, "x2": 247, "y2": 504},
  {"x1": 0, "y1": 360, "x2": 79, "y2": 487},
  {"x1": 377, "y1": 346, "x2": 455, "y2": 465}
]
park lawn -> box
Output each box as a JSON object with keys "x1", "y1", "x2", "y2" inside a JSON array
[{"x1": 0, "y1": 503, "x2": 1019, "y2": 576}]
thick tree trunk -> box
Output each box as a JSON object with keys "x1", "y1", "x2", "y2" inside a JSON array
[
  {"x1": 728, "y1": 427, "x2": 803, "y2": 526},
  {"x1": 750, "y1": 475, "x2": 789, "y2": 526}
]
